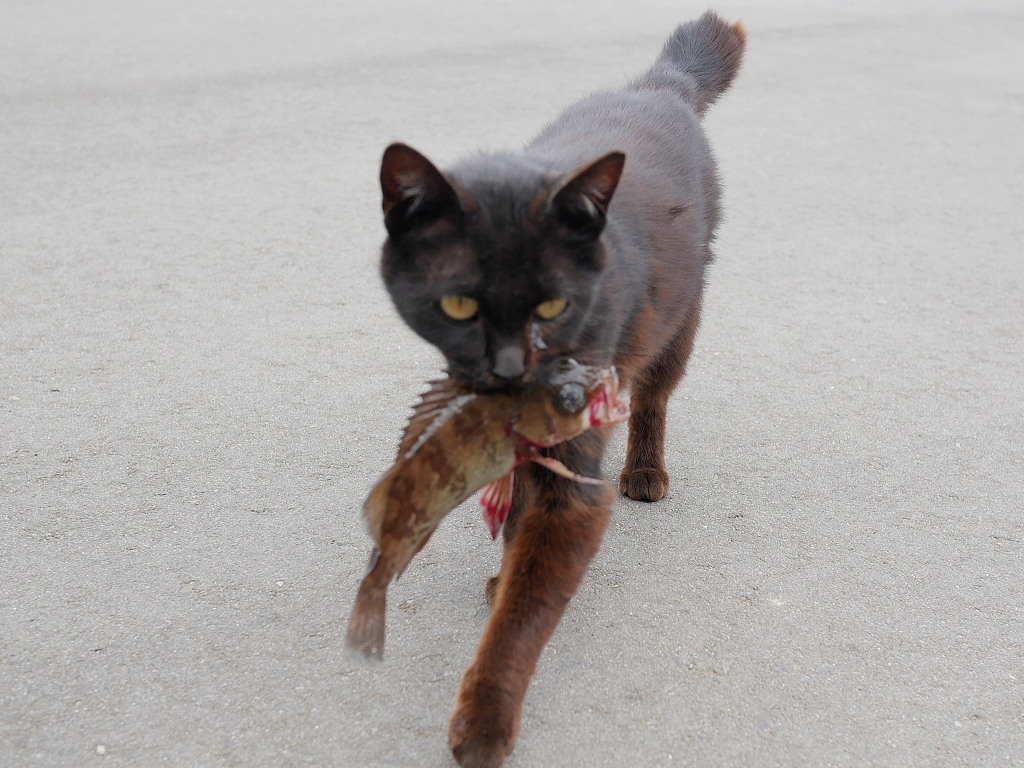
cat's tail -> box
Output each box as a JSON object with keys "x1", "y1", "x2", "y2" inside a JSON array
[{"x1": 632, "y1": 11, "x2": 747, "y2": 116}]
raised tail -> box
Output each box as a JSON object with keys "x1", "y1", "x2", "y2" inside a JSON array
[{"x1": 632, "y1": 11, "x2": 747, "y2": 116}]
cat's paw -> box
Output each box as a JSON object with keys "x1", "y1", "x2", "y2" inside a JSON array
[
  {"x1": 448, "y1": 690, "x2": 517, "y2": 768},
  {"x1": 619, "y1": 467, "x2": 670, "y2": 501}
]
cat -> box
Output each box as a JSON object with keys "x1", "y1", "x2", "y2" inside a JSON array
[{"x1": 375, "y1": 12, "x2": 745, "y2": 768}]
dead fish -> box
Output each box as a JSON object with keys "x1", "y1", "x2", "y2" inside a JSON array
[{"x1": 345, "y1": 358, "x2": 629, "y2": 659}]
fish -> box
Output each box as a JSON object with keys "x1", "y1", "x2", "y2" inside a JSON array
[{"x1": 345, "y1": 357, "x2": 630, "y2": 659}]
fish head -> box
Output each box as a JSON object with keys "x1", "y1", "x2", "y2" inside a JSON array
[{"x1": 512, "y1": 358, "x2": 630, "y2": 447}]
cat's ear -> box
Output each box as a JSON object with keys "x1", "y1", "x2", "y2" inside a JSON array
[
  {"x1": 380, "y1": 143, "x2": 462, "y2": 238},
  {"x1": 549, "y1": 151, "x2": 626, "y2": 240}
]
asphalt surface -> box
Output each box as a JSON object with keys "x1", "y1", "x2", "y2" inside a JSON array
[{"x1": 3, "y1": 1, "x2": 1022, "y2": 766}]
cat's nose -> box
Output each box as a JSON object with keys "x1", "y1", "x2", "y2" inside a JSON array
[{"x1": 492, "y1": 345, "x2": 526, "y2": 381}]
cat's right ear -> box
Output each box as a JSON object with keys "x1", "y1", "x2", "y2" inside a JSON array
[{"x1": 380, "y1": 143, "x2": 461, "y2": 238}]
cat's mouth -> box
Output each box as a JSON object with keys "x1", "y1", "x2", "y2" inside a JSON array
[
  {"x1": 469, "y1": 371, "x2": 536, "y2": 394},
  {"x1": 447, "y1": 359, "x2": 538, "y2": 393}
]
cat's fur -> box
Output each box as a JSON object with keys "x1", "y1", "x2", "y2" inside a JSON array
[{"x1": 375, "y1": 12, "x2": 745, "y2": 768}]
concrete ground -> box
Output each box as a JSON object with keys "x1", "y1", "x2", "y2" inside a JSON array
[{"x1": 3, "y1": 1, "x2": 1022, "y2": 766}]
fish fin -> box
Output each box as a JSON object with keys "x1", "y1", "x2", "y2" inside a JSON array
[
  {"x1": 480, "y1": 472, "x2": 515, "y2": 539},
  {"x1": 396, "y1": 378, "x2": 476, "y2": 460},
  {"x1": 530, "y1": 455, "x2": 605, "y2": 485},
  {"x1": 362, "y1": 475, "x2": 390, "y2": 545},
  {"x1": 363, "y1": 380, "x2": 468, "y2": 542}
]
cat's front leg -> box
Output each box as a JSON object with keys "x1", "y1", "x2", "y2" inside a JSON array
[
  {"x1": 620, "y1": 297, "x2": 703, "y2": 502},
  {"x1": 449, "y1": 454, "x2": 613, "y2": 768}
]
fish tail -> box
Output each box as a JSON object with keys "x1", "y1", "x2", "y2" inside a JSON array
[{"x1": 344, "y1": 548, "x2": 390, "y2": 661}]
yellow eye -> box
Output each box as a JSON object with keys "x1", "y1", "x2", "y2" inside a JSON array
[
  {"x1": 439, "y1": 295, "x2": 479, "y2": 321},
  {"x1": 536, "y1": 298, "x2": 568, "y2": 320}
]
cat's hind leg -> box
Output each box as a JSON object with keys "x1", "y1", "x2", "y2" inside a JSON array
[{"x1": 619, "y1": 296, "x2": 702, "y2": 502}]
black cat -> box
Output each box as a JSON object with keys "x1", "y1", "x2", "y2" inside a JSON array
[{"x1": 374, "y1": 12, "x2": 745, "y2": 768}]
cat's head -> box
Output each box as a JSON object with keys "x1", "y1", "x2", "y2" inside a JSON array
[{"x1": 378, "y1": 142, "x2": 625, "y2": 390}]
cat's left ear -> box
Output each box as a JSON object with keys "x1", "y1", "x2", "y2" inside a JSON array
[
  {"x1": 549, "y1": 151, "x2": 626, "y2": 240},
  {"x1": 380, "y1": 143, "x2": 462, "y2": 238}
]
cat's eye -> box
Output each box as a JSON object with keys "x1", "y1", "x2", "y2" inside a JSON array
[
  {"x1": 535, "y1": 298, "x2": 568, "y2": 320},
  {"x1": 439, "y1": 295, "x2": 479, "y2": 321}
]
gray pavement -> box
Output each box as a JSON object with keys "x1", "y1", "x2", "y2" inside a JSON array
[{"x1": 3, "y1": 1, "x2": 1022, "y2": 766}]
